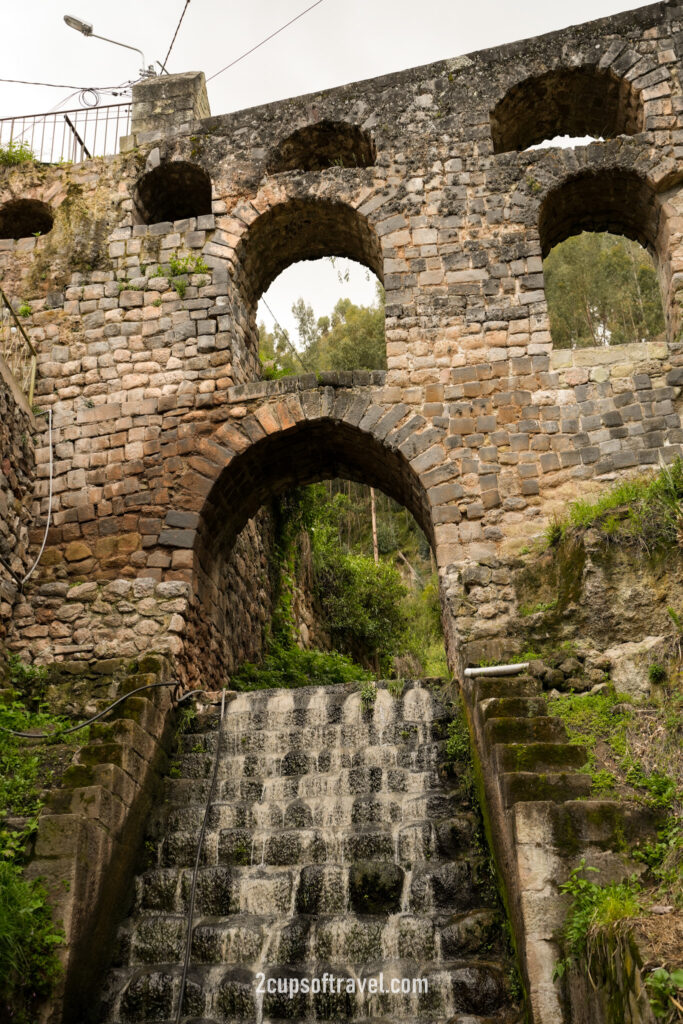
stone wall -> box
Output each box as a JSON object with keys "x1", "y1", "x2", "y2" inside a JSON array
[
  {"x1": 2, "y1": 5, "x2": 683, "y2": 1021},
  {"x1": 0, "y1": 361, "x2": 36, "y2": 644},
  {"x1": 25, "y1": 655, "x2": 178, "y2": 1024}
]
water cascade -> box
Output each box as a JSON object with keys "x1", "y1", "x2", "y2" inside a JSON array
[{"x1": 98, "y1": 680, "x2": 521, "y2": 1023}]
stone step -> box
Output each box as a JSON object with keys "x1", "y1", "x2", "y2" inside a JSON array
[
  {"x1": 162, "y1": 793, "x2": 473, "y2": 833},
  {"x1": 477, "y1": 696, "x2": 547, "y2": 723},
  {"x1": 494, "y1": 741, "x2": 588, "y2": 774},
  {"x1": 484, "y1": 716, "x2": 566, "y2": 745},
  {"x1": 472, "y1": 675, "x2": 542, "y2": 701},
  {"x1": 156, "y1": 819, "x2": 474, "y2": 870},
  {"x1": 179, "y1": 727, "x2": 446, "y2": 758},
  {"x1": 174, "y1": 740, "x2": 445, "y2": 780},
  {"x1": 135, "y1": 858, "x2": 495, "y2": 918},
  {"x1": 101, "y1": 957, "x2": 510, "y2": 1022},
  {"x1": 500, "y1": 771, "x2": 593, "y2": 806},
  {"x1": 114, "y1": 908, "x2": 503, "y2": 968}
]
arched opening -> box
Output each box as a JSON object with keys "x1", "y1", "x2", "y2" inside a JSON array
[
  {"x1": 235, "y1": 197, "x2": 385, "y2": 369},
  {"x1": 187, "y1": 415, "x2": 442, "y2": 684},
  {"x1": 266, "y1": 121, "x2": 376, "y2": 173},
  {"x1": 491, "y1": 67, "x2": 643, "y2": 154},
  {"x1": 538, "y1": 169, "x2": 667, "y2": 348},
  {"x1": 0, "y1": 199, "x2": 53, "y2": 240},
  {"x1": 133, "y1": 161, "x2": 212, "y2": 225}
]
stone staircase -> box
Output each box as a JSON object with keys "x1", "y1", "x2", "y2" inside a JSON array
[{"x1": 97, "y1": 680, "x2": 522, "y2": 1023}]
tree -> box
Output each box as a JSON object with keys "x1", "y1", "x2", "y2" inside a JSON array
[
  {"x1": 259, "y1": 283, "x2": 386, "y2": 376},
  {"x1": 544, "y1": 231, "x2": 665, "y2": 348}
]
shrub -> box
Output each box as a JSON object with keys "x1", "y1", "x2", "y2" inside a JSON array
[{"x1": 230, "y1": 642, "x2": 371, "y2": 691}]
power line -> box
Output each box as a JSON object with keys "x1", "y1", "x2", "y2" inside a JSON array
[
  {"x1": 0, "y1": 76, "x2": 128, "y2": 91},
  {"x1": 261, "y1": 297, "x2": 311, "y2": 372},
  {"x1": 207, "y1": 0, "x2": 328, "y2": 83},
  {"x1": 159, "y1": 0, "x2": 192, "y2": 74}
]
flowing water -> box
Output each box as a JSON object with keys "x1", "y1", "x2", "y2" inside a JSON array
[{"x1": 98, "y1": 680, "x2": 520, "y2": 1023}]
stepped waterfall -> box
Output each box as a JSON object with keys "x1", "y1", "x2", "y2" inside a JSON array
[{"x1": 98, "y1": 680, "x2": 521, "y2": 1023}]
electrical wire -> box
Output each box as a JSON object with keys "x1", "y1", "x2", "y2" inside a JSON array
[
  {"x1": 0, "y1": 77, "x2": 130, "y2": 92},
  {"x1": 261, "y1": 297, "x2": 311, "y2": 372},
  {"x1": 207, "y1": 0, "x2": 328, "y2": 82},
  {"x1": 159, "y1": 0, "x2": 192, "y2": 74}
]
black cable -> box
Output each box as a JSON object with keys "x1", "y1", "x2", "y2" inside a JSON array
[
  {"x1": 207, "y1": 0, "x2": 328, "y2": 83},
  {"x1": 0, "y1": 77, "x2": 131, "y2": 92},
  {"x1": 261, "y1": 297, "x2": 311, "y2": 372},
  {"x1": 175, "y1": 689, "x2": 226, "y2": 1024},
  {"x1": 1, "y1": 679, "x2": 187, "y2": 739},
  {"x1": 159, "y1": 0, "x2": 192, "y2": 75}
]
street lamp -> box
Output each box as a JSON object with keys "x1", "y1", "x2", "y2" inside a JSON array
[{"x1": 63, "y1": 15, "x2": 155, "y2": 78}]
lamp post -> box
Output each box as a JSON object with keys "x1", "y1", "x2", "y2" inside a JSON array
[{"x1": 63, "y1": 15, "x2": 155, "y2": 78}]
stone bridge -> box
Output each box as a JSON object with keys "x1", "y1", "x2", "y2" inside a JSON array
[
  {"x1": 2, "y1": 0, "x2": 683, "y2": 679},
  {"x1": 2, "y1": 3, "x2": 683, "y2": 1021}
]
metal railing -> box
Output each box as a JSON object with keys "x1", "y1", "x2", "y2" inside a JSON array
[
  {"x1": 0, "y1": 102, "x2": 131, "y2": 164},
  {"x1": 0, "y1": 289, "x2": 37, "y2": 405}
]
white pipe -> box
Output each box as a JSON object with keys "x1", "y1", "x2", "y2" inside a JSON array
[{"x1": 464, "y1": 663, "x2": 529, "y2": 677}]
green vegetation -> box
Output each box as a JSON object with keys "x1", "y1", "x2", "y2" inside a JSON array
[
  {"x1": 553, "y1": 859, "x2": 642, "y2": 978},
  {"x1": 230, "y1": 643, "x2": 372, "y2": 691},
  {"x1": 544, "y1": 231, "x2": 665, "y2": 349},
  {"x1": 646, "y1": 966, "x2": 683, "y2": 1021},
  {"x1": 259, "y1": 282, "x2": 386, "y2": 377},
  {"x1": 548, "y1": 685, "x2": 682, "y2": 910},
  {"x1": 17, "y1": 302, "x2": 32, "y2": 319},
  {"x1": 0, "y1": 657, "x2": 79, "y2": 1021},
  {"x1": 0, "y1": 141, "x2": 35, "y2": 167},
  {"x1": 546, "y1": 459, "x2": 683, "y2": 553},
  {"x1": 167, "y1": 252, "x2": 209, "y2": 277},
  {"x1": 359, "y1": 680, "x2": 377, "y2": 707}
]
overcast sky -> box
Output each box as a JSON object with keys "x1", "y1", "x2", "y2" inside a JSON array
[{"x1": 0, "y1": 0, "x2": 656, "y2": 341}]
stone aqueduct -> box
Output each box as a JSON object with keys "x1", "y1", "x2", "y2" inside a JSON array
[
  {"x1": 1, "y1": 4, "x2": 683, "y2": 1021},
  {"x1": 0, "y1": 0, "x2": 682, "y2": 683}
]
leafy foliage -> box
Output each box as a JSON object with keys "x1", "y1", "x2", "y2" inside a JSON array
[
  {"x1": 0, "y1": 141, "x2": 35, "y2": 167},
  {"x1": 544, "y1": 231, "x2": 665, "y2": 348},
  {"x1": 259, "y1": 283, "x2": 386, "y2": 377},
  {"x1": 230, "y1": 642, "x2": 372, "y2": 691},
  {"x1": 646, "y1": 966, "x2": 683, "y2": 1021},
  {"x1": 0, "y1": 680, "x2": 71, "y2": 1020}
]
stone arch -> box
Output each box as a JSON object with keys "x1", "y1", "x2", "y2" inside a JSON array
[
  {"x1": 0, "y1": 198, "x2": 53, "y2": 239},
  {"x1": 133, "y1": 160, "x2": 212, "y2": 225},
  {"x1": 490, "y1": 66, "x2": 643, "y2": 153},
  {"x1": 266, "y1": 121, "x2": 376, "y2": 173},
  {"x1": 233, "y1": 195, "x2": 384, "y2": 357},
  {"x1": 163, "y1": 388, "x2": 453, "y2": 683},
  {"x1": 538, "y1": 167, "x2": 658, "y2": 257},
  {"x1": 536, "y1": 166, "x2": 681, "y2": 337}
]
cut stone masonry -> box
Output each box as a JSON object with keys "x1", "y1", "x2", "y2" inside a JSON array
[{"x1": 2, "y1": 3, "x2": 683, "y2": 1022}]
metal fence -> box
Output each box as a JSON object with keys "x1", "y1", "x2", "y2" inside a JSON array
[
  {"x1": 0, "y1": 289, "x2": 37, "y2": 405},
  {"x1": 0, "y1": 102, "x2": 131, "y2": 164}
]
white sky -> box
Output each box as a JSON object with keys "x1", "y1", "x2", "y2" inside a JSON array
[{"x1": 0, "y1": 0, "x2": 655, "y2": 342}]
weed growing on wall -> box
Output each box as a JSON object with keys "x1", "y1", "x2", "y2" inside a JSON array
[
  {"x1": 546, "y1": 459, "x2": 683, "y2": 553},
  {"x1": 0, "y1": 141, "x2": 35, "y2": 166}
]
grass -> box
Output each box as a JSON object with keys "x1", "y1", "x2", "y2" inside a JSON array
[
  {"x1": 548, "y1": 685, "x2": 682, "y2": 912},
  {"x1": 546, "y1": 459, "x2": 683, "y2": 554},
  {"x1": 554, "y1": 858, "x2": 642, "y2": 978}
]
